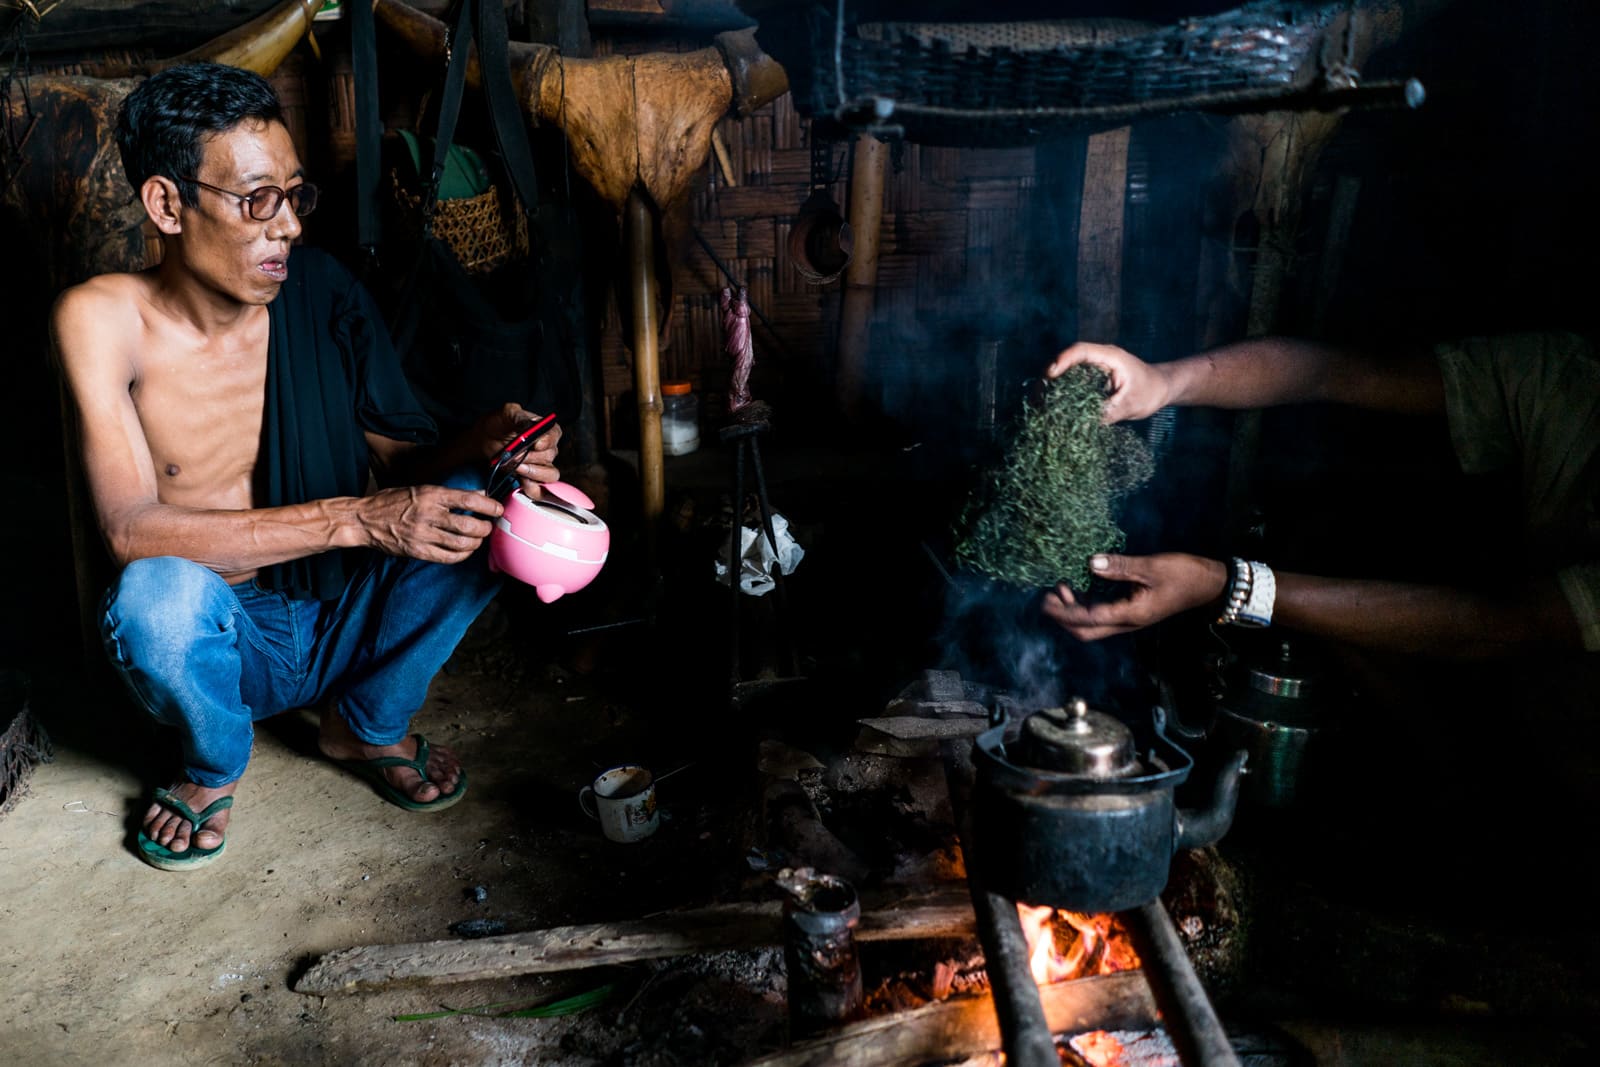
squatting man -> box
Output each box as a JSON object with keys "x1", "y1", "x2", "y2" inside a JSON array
[{"x1": 52, "y1": 62, "x2": 560, "y2": 870}]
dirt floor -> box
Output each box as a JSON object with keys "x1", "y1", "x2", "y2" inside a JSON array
[
  {"x1": 4, "y1": 444, "x2": 1597, "y2": 1067},
  {"x1": 2, "y1": 604, "x2": 718, "y2": 1064}
]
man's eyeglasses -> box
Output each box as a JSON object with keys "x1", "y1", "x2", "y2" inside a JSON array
[{"x1": 182, "y1": 176, "x2": 319, "y2": 221}]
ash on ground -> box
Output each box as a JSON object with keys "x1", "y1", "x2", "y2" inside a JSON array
[{"x1": 555, "y1": 949, "x2": 787, "y2": 1066}]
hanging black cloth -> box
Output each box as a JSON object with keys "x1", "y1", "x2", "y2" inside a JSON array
[{"x1": 257, "y1": 246, "x2": 437, "y2": 601}]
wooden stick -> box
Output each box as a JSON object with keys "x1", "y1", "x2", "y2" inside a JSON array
[
  {"x1": 294, "y1": 887, "x2": 976, "y2": 995},
  {"x1": 741, "y1": 972, "x2": 1159, "y2": 1067},
  {"x1": 712, "y1": 128, "x2": 740, "y2": 187}
]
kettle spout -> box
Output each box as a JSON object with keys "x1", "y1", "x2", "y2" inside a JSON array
[{"x1": 1174, "y1": 748, "x2": 1249, "y2": 851}]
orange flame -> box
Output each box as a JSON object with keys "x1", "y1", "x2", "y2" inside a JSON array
[{"x1": 1017, "y1": 904, "x2": 1142, "y2": 985}]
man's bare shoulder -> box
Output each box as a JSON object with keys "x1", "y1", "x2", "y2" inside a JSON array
[
  {"x1": 54, "y1": 271, "x2": 152, "y2": 325},
  {"x1": 52, "y1": 272, "x2": 156, "y2": 369}
]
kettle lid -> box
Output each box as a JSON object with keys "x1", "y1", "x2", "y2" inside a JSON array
[
  {"x1": 1016, "y1": 697, "x2": 1138, "y2": 777},
  {"x1": 1241, "y1": 640, "x2": 1322, "y2": 699}
]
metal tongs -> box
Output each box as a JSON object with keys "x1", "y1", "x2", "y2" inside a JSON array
[{"x1": 486, "y1": 412, "x2": 557, "y2": 500}]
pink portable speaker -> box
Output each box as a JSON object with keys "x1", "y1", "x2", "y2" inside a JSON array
[{"x1": 488, "y1": 482, "x2": 610, "y2": 603}]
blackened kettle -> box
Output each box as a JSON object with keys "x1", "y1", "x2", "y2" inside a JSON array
[{"x1": 971, "y1": 697, "x2": 1247, "y2": 913}]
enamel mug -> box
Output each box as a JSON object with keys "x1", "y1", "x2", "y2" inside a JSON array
[{"x1": 578, "y1": 764, "x2": 659, "y2": 843}]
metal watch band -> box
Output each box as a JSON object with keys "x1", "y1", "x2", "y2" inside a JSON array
[
  {"x1": 1216, "y1": 557, "x2": 1251, "y2": 625},
  {"x1": 1237, "y1": 561, "x2": 1276, "y2": 627}
]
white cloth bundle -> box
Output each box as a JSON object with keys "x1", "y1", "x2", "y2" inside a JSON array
[{"x1": 714, "y1": 513, "x2": 804, "y2": 596}]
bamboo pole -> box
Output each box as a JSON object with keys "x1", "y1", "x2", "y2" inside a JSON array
[
  {"x1": 834, "y1": 134, "x2": 887, "y2": 419},
  {"x1": 625, "y1": 188, "x2": 666, "y2": 535}
]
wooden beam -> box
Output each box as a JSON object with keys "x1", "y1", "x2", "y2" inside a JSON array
[
  {"x1": 294, "y1": 886, "x2": 975, "y2": 995},
  {"x1": 1075, "y1": 126, "x2": 1131, "y2": 344},
  {"x1": 743, "y1": 972, "x2": 1160, "y2": 1067}
]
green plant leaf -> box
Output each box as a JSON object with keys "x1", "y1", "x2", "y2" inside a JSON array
[{"x1": 393, "y1": 983, "x2": 615, "y2": 1022}]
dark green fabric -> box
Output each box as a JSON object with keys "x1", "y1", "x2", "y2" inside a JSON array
[{"x1": 395, "y1": 130, "x2": 492, "y2": 200}]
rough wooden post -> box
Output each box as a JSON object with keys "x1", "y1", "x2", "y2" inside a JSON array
[
  {"x1": 1076, "y1": 126, "x2": 1132, "y2": 344},
  {"x1": 1218, "y1": 109, "x2": 1345, "y2": 537}
]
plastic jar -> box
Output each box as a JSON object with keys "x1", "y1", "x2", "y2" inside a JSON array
[{"x1": 661, "y1": 380, "x2": 700, "y2": 456}]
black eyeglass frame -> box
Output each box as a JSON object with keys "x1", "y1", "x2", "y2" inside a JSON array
[{"x1": 181, "y1": 176, "x2": 319, "y2": 221}]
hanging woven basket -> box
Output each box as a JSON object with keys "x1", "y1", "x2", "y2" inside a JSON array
[{"x1": 391, "y1": 172, "x2": 531, "y2": 276}]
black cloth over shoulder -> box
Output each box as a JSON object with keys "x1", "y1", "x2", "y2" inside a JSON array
[{"x1": 258, "y1": 246, "x2": 436, "y2": 601}]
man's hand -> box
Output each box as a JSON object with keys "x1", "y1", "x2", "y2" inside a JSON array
[
  {"x1": 357, "y1": 485, "x2": 503, "y2": 563},
  {"x1": 1042, "y1": 553, "x2": 1229, "y2": 641},
  {"x1": 1045, "y1": 342, "x2": 1170, "y2": 425},
  {"x1": 477, "y1": 403, "x2": 563, "y2": 497}
]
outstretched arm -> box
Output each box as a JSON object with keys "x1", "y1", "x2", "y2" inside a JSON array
[
  {"x1": 1042, "y1": 553, "x2": 1584, "y2": 659},
  {"x1": 1046, "y1": 337, "x2": 1447, "y2": 423},
  {"x1": 53, "y1": 284, "x2": 504, "y2": 576}
]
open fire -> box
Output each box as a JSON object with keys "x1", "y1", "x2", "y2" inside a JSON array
[
  {"x1": 1024, "y1": 908, "x2": 1164, "y2": 1067},
  {"x1": 1018, "y1": 903, "x2": 1142, "y2": 986}
]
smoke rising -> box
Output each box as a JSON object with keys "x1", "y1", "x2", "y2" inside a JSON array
[{"x1": 935, "y1": 575, "x2": 1141, "y2": 714}]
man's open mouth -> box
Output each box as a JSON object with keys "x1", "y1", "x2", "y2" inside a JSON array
[{"x1": 259, "y1": 259, "x2": 288, "y2": 281}]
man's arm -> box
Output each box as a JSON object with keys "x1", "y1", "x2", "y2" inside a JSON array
[
  {"x1": 1042, "y1": 553, "x2": 1584, "y2": 659},
  {"x1": 52, "y1": 285, "x2": 502, "y2": 574},
  {"x1": 1046, "y1": 337, "x2": 1447, "y2": 424}
]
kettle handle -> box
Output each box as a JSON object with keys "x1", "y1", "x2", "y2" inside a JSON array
[
  {"x1": 1162, "y1": 707, "x2": 1209, "y2": 745},
  {"x1": 1153, "y1": 675, "x2": 1209, "y2": 744}
]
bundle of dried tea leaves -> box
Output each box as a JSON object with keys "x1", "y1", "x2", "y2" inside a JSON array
[{"x1": 954, "y1": 366, "x2": 1154, "y2": 591}]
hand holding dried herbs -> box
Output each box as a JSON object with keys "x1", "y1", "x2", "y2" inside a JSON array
[{"x1": 954, "y1": 366, "x2": 1154, "y2": 592}]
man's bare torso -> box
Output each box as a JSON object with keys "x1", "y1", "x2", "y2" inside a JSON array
[
  {"x1": 134, "y1": 274, "x2": 269, "y2": 510},
  {"x1": 84, "y1": 270, "x2": 272, "y2": 579}
]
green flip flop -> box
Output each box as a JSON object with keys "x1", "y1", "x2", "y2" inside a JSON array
[
  {"x1": 336, "y1": 734, "x2": 467, "y2": 812},
  {"x1": 136, "y1": 788, "x2": 233, "y2": 871}
]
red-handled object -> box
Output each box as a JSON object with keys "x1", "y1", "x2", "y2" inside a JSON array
[{"x1": 488, "y1": 412, "x2": 557, "y2": 500}]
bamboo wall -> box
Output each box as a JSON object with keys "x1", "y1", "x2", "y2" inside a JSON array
[{"x1": 592, "y1": 37, "x2": 1046, "y2": 445}]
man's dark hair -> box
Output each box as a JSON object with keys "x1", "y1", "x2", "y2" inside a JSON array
[{"x1": 115, "y1": 62, "x2": 284, "y2": 207}]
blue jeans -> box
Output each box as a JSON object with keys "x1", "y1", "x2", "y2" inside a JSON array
[{"x1": 99, "y1": 503, "x2": 502, "y2": 789}]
